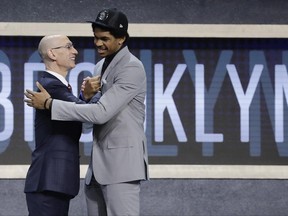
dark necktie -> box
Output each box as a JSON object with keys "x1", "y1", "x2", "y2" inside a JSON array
[
  {"x1": 68, "y1": 84, "x2": 72, "y2": 92},
  {"x1": 101, "y1": 59, "x2": 109, "y2": 77}
]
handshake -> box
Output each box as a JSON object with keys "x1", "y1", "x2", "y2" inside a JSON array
[
  {"x1": 81, "y1": 75, "x2": 102, "y2": 102},
  {"x1": 24, "y1": 75, "x2": 102, "y2": 110}
]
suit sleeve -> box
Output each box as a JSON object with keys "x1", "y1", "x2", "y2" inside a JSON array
[
  {"x1": 42, "y1": 79, "x2": 86, "y2": 104},
  {"x1": 51, "y1": 62, "x2": 146, "y2": 124}
]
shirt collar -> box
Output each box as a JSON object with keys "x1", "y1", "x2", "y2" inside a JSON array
[
  {"x1": 46, "y1": 70, "x2": 69, "y2": 86},
  {"x1": 104, "y1": 45, "x2": 126, "y2": 66}
]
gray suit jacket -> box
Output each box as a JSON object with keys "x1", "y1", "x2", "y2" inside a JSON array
[{"x1": 51, "y1": 46, "x2": 149, "y2": 185}]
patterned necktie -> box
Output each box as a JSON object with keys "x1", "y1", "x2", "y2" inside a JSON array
[{"x1": 68, "y1": 84, "x2": 72, "y2": 92}]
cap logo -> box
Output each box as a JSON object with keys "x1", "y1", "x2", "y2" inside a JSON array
[
  {"x1": 98, "y1": 10, "x2": 108, "y2": 21},
  {"x1": 119, "y1": 24, "x2": 123, "y2": 28}
]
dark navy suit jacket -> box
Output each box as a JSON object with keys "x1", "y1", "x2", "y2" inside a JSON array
[{"x1": 24, "y1": 72, "x2": 87, "y2": 197}]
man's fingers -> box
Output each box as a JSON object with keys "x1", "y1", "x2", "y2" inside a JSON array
[
  {"x1": 23, "y1": 98, "x2": 33, "y2": 107},
  {"x1": 36, "y1": 81, "x2": 46, "y2": 93},
  {"x1": 25, "y1": 102, "x2": 33, "y2": 107},
  {"x1": 92, "y1": 76, "x2": 100, "y2": 81},
  {"x1": 83, "y1": 76, "x2": 91, "y2": 81},
  {"x1": 24, "y1": 91, "x2": 34, "y2": 99},
  {"x1": 23, "y1": 98, "x2": 31, "y2": 103},
  {"x1": 36, "y1": 81, "x2": 51, "y2": 98}
]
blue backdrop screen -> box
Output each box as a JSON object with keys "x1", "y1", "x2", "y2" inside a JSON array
[{"x1": 1, "y1": 36, "x2": 288, "y2": 165}]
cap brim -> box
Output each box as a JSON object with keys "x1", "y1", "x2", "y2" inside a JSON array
[{"x1": 86, "y1": 20, "x2": 115, "y2": 30}]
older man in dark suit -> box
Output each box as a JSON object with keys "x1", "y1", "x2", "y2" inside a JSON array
[{"x1": 24, "y1": 35, "x2": 100, "y2": 216}]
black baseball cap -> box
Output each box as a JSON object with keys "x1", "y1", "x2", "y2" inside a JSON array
[{"x1": 87, "y1": 8, "x2": 128, "y2": 34}]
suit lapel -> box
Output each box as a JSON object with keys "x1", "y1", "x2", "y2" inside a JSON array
[{"x1": 101, "y1": 46, "x2": 129, "y2": 82}]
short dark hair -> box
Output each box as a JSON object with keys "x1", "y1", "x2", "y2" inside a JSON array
[{"x1": 92, "y1": 24, "x2": 130, "y2": 44}]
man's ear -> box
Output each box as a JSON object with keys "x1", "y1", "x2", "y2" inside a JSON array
[
  {"x1": 118, "y1": 36, "x2": 126, "y2": 46},
  {"x1": 47, "y1": 49, "x2": 57, "y2": 61}
]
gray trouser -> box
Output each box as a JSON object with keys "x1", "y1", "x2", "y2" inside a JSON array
[{"x1": 85, "y1": 176, "x2": 140, "y2": 216}]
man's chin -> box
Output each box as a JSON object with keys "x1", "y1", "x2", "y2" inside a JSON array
[{"x1": 97, "y1": 49, "x2": 107, "y2": 56}]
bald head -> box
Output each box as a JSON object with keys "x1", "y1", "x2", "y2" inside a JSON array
[
  {"x1": 37, "y1": 34, "x2": 78, "y2": 76},
  {"x1": 38, "y1": 35, "x2": 68, "y2": 60}
]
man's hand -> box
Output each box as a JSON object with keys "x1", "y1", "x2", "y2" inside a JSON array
[
  {"x1": 24, "y1": 81, "x2": 51, "y2": 109},
  {"x1": 81, "y1": 75, "x2": 101, "y2": 100}
]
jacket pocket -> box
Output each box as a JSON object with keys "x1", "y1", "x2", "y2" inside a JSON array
[{"x1": 107, "y1": 136, "x2": 134, "y2": 149}]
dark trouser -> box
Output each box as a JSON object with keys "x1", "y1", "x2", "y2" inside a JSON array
[{"x1": 26, "y1": 191, "x2": 72, "y2": 216}]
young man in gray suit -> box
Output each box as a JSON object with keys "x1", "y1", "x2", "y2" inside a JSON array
[{"x1": 25, "y1": 8, "x2": 149, "y2": 216}]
